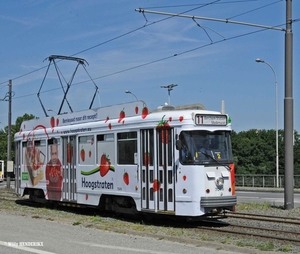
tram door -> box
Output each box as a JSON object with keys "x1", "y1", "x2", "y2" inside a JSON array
[
  {"x1": 141, "y1": 128, "x2": 175, "y2": 213},
  {"x1": 14, "y1": 141, "x2": 22, "y2": 195},
  {"x1": 62, "y1": 136, "x2": 77, "y2": 202}
]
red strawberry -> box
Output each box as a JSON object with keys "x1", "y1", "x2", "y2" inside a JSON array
[
  {"x1": 80, "y1": 149, "x2": 85, "y2": 162},
  {"x1": 179, "y1": 116, "x2": 184, "y2": 122},
  {"x1": 168, "y1": 117, "x2": 172, "y2": 122},
  {"x1": 56, "y1": 118, "x2": 59, "y2": 126},
  {"x1": 67, "y1": 144, "x2": 72, "y2": 163},
  {"x1": 118, "y1": 109, "x2": 125, "y2": 123},
  {"x1": 100, "y1": 154, "x2": 115, "y2": 177},
  {"x1": 105, "y1": 116, "x2": 109, "y2": 123},
  {"x1": 183, "y1": 175, "x2": 187, "y2": 181},
  {"x1": 143, "y1": 152, "x2": 150, "y2": 166},
  {"x1": 108, "y1": 123, "x2": 112, "y2": 130},
  {"x1": 135, "y1": 106, "x2": 138, "y2": 114},
  {"x1": 157, "y1": 115, "x2": 170, "y2": 144},
  {"x1": 50, "y1": 117, "x2": 55, "y2": 128},
  {"x1": 141, "y1": 107, "x2": 148, "y2": 119},
  {"x1": 123, "y1": 171, "x2": 129, "y2": 185},
  {"x1": 152, "y1": 179, "x2": 160, "y2": 192}
]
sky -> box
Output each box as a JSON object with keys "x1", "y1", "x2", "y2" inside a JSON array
[{"x1": 0, "y1": 0, "x2": 299, "y2": 133}]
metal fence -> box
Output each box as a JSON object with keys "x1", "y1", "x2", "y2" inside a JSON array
[{"x1": 235, "y1": 175, "x2": 300, "y2": 188}]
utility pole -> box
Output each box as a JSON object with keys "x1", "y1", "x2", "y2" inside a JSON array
[
  {"x1": 7, "y1": 79, "x2": 12, "y2": 189},
  {"x1": 284, "y1": 0, "x2": 293, "y2": 210}
]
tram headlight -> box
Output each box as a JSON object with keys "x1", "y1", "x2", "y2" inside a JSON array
[{"x1": 215, "y1": 177, "x2": 224, "y2": 189}]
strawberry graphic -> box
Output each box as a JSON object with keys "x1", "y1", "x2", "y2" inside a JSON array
[
  {"x1": 168, "y1": 117, "x2": 172, "y2": 122},
  {"x1": 105, "y1": 116, "x2": 109, "y2": 123},
  {"x1": 152, "y1": 179, "x2": 161, "y2": 192},
  {"x1": 141, "y1": 106, "x2": 148, "y2": 119},
  {"x1": 108, "y1": 123, "x2": 112, "y2": 130},
  {"x1": 156, "y1": 115, "x2": 170, "y2": 144},
  {"x1": 80, "y1": 148, "x2": 85, "y2": 162},
  {"x1": 183, "y1": 175, "x2": 187, "y2": 181},
  {"x1": 100, "y1": 154, "x2": 115, "y2": 177},
  {"x1": 118, "y1": 109, "x2": 125, "y2": 123},
  {"x1": 50, "y1": 117, "x2": 55, "y2": 128},
  {"x1": 88, "y1": 151, "x2": 92, "y2": 158},
  {"x1": 179, "y1": 116, "x2": 184, "y2": 122},
  {"x1": 135, "y1": 106, "x2": 139, "y2": 114},
  {"x1": 67, "y1": 143, "x2": 72, "y2": 163},
  {"x1": 56, "y1": 118, "x2": 59, "y2": 126},
  {"x1": 123, "y1": 170, "x2": 129, "y2": 185},
  {"x1": 143, "y1": 152, "x2": 150, "y2": 166}
]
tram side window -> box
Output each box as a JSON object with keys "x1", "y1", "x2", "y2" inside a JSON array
[
  {"x1": 117, "y1": 132, "x2": 137, "y2": 165},
  {"x1": 78, "y1": 135, "x2": 95, "y2": 165},
  {"x1": 23, "y1": 139, "x2": 47, "y2": 172},
  {"x1": 97, "y1": 134, "x2": 115, "y2": 166}
]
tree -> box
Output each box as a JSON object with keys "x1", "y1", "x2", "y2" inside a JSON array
[
  {"x1": 0, "y1": 113, "x2": 35, "y2": 168},
  {"x1": 231, "y1": 129, "x2": 300, "y2": 175}
]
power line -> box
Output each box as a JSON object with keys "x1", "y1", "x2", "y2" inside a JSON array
[
  {"x1": 0, "y1": 0, "x2": 220, "y2": 86},
  {"x1": 13, "y1": 19, "x2": 293, "y2": 101},
  {"x1": 227, "y1": 0, "x2": 283, "y2": 20},
  {"x1": 1, "y1": 0, "x2": 293, "y2": 96},
  {"x1": 142, "y1": 0, "x2": 259, "y2": 9}
]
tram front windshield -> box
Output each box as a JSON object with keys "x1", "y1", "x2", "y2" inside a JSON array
[{"x1": 179, "y1": 130, "x2": 233, "y2": 165}]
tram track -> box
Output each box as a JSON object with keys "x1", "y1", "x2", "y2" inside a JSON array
[
  {"x1": 223, "y1": 211, "x2": 300, "y2": 225},
  {"x1": 197, "y1": 220, "x2": 300, "y2": 244},
  {"x1": 194, "y1": 211, "x2": 300, "y2": 245}
]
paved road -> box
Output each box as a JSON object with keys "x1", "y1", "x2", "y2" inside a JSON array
[
  {"x1": 0, "y1": 213, "x2": 253, "y2": 254},
  {"x1": 236, "y1": 188, "x2": 300, "y2": 207}
]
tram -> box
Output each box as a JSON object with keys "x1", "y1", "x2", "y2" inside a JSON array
[{"x1": 14, "y1": 101, "x2": 236, "y2": 218}]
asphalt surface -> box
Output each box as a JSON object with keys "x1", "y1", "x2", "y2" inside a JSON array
[{"x1": 0, "y1": 212, "x2": 259, "y2": 254}]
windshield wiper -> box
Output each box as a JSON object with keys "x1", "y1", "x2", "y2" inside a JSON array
[{"x1": 199, "y1": 150, "x2": 231, "y2": 170}]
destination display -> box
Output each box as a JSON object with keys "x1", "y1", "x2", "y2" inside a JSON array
[{"x1": 195, "y1": 114, "x2": 227, "y2": 126}]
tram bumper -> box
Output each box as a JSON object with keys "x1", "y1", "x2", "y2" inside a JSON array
[{"x1": 200, "y1": 195, "x2": 237, "y2": 212}]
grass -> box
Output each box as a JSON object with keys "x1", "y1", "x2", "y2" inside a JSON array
[
  {"x1": 236, "y1": 202, "x2": 273, "y2": 211},
  {"x1": 0, "y1": 196, "x2": 300, "y2": 253}
]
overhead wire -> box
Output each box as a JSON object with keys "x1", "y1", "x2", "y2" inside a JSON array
[
  {"x1": 0, "y1": 0, "x2": 216, "y2": 87},
  {"x1": 13, "y1": 20, "x2": 292, "y2": 100},
  {"x1": 227, "y1": 0, "x2": 284, "y2": 20},
  {"x1": 1, "y1": 0, "x2": 294, "y2": 102}
]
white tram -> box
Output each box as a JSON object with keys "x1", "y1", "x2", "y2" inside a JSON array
[{"x1": 14, "y1": 101, "x2": 236, "y2": 218}]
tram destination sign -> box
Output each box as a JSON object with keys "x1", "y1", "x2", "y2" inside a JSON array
[{"x1": 195, "y1": 114, "x2": 227, "y2": 126}]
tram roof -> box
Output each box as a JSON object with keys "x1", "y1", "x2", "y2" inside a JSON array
[{"x1": 18, "y1": 101, "x2": 226, "y2": 132}]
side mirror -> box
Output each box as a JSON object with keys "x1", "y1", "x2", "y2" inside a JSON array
[{"x1": 176, "y1": 140, "x2": 182, "y2": 150}]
